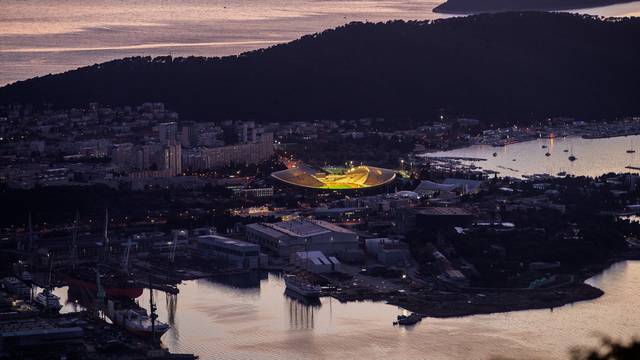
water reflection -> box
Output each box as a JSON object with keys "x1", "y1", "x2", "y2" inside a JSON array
[
  {"x1": 284, "y1": 289, "x2": 321, "y2": 330},
  {"x1": 425, "y1": 135, "x2": 640, "y2": 178},
  {"x1": 51, "y1": 263, "x2": 640, "y2": 360}
]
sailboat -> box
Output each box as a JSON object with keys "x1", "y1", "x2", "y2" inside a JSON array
[{"x1": 627, "y1": 140, "x2": 636, "y2": 153}]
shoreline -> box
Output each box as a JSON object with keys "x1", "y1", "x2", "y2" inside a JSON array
[
  {"x1": 433, "y1": 0, "x2": 640, "y2": 14},
  {"x1": 330, "y1": 251, "x2": 640, "y2": 319}
]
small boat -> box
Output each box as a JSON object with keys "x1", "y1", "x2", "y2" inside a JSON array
[
  {"x1": 284, "y1": 274, "x2": 322, "y2": 298},
  {"x1": 568, "y1": 145, "x2": 577, "y2": 161},
  {"x1": 394, "y1": 313, "x2": 422, "y2": 326},
  {"x1": 34, "y1": 288, "x2": 62, "y2": 313}
]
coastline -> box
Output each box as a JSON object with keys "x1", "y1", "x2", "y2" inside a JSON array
[
  {"x1": 433, "y1": 0, "x2": 640, "y2": 14},
  {"x1": 330, "y1": 251, "x2": 640, "y2": 319}
]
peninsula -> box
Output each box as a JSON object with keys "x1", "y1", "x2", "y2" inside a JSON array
[{"x1": 434, "y1": 0, "x2": 640, "y2": 14}]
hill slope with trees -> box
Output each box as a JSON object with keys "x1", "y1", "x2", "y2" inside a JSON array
[
  {"x1": 434, "y1": 0, "x2": 639, "y2": 14},
  {"x1": 1, "y1": 12, "x2": 640, "y2": 125}
]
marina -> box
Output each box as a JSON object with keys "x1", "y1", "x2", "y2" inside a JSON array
[{"x1": 421, "y1": 134, "x2": 640, "y2": 178}]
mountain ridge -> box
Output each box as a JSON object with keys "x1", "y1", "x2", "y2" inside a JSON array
[{"x1": 1, "y1": 12, "x2": 640, "y2": 125}]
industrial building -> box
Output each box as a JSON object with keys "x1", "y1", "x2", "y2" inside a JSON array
[
  {"x1": 195, "y1": 234, "x2": 260, "y2": 269},
  {"x1": 245, "y1": 219, "x2": 359, "y2": 257}
]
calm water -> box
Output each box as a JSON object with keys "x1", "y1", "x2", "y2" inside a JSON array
[
  {"x1": 2, "y1": 0, "x2": 640, "y2": 86},
  {"x1": 53, "y1": 261, "x2": 640, "y2": 360},
  {"x1": 424, "y1": 135, "x2": 640, "y2": 178}
]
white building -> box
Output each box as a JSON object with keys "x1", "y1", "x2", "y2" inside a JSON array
[{"x1": 292, "y1": 251, "x2": 341, "y2": 273}]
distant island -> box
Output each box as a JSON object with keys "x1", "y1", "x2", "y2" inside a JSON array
[
  {"x1": 434, "y1": 0, "x2": 639, "y2": 14},
  {"x1": 2, "y1": 12, "x2": 640, "y2": 126}
]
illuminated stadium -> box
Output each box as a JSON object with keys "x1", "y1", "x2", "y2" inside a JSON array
[{"x1": 271, "y1": 164, "x2": 396, "y2": 190}]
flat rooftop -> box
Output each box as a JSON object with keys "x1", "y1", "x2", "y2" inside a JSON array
[
  {"x1": 255, "y1": 219, "x2": 355, "y2": 238},
  {"x1": 198, "y1": 234, "x2": 258, "y2": 248},
  {"x1": 415, "y1": 207, "x2": 472, "y2": 216}
]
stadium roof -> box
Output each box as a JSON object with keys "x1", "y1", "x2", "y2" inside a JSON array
[{"x1": 271, "y1": 165, "x2": 396, "y2": 190}]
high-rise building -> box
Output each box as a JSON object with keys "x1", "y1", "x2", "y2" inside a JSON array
[
  {"x1": 164, "y1": 143, "x2": 182, "y2": 176},
  {"x1": 158, "y1": 122, "x2": 178, "y2": 145}
]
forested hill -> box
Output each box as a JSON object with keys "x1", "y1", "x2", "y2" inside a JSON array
[
  {"x1": 434, "y1": 0, "x2": 639, "y2": 14},
  {"x1": 1, "y1": 12, "x2": 640, "y2": 125}
]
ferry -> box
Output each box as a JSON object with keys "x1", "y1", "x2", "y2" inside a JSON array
[{"x1": 284, "y1": 274, "x2": 322, "y2": 298}]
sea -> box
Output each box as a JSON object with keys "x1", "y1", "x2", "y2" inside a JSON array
[
  {"x1": 2, "y1": 0, "x2": 640, "y2": 86},
  {"x1": 53, "y1": 261, "x2": 640, "y2": 360},
  {"x1": 423, "y1": 134, "x2": 640, "y2": 178},
  {"x1": 9, "y1": 1, "x2": 640, "y2": 358}
]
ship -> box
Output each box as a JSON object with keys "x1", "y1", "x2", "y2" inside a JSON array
[
  {"x1": 35, "y1": 260, "x2": 63, "y2": 313},
  {"x1": 34, "y1": 288, "x2": 62, "y2": 313},
  {"x1": 393, "y1": 313, "x2": 422, "y2": 326},
  {"x1": 66, "y1": 268, "x2": 143, "y2": 299},
  {"x1": 284, "y1": 274, "x2": 322, "y2": 298},
  {"x1": 106, "y1": 299, "x2": 170, "y2": 338},
  {"x1": 66, "y1": 216, "x2": 143, "y2": 299}
]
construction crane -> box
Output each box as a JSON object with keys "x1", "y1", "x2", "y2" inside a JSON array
[{"x1": 168, "y1": 231, "x2": 179, "y2": 263}]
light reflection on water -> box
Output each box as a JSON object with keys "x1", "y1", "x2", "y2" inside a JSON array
[
  {"x1": 54, "y1": 261, "x2": 640, "y2": 360},
  {"x1": 424, "y1": 135, "x2": 640, "y2": 178},
  {"x1": 2, "y1": 0, "x2": 640, "y2": 85}
]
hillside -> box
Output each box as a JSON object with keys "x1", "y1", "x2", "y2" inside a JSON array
[
  {"x1": 434, "y1": 0, "x2": 639, "y2": 14},
  {"x1": 1, "y1": 12, "x2": 640, "y2": 125}
]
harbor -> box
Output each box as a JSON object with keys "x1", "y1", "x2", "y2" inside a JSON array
[
  {"x1": 40, "y1": 261, "x2": 640, "y2": 360},
  {"x1": 421, "y1": 134, "x2": 640, "y2": 178}
]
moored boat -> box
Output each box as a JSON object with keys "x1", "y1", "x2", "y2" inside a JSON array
[
  {"x1": 34, "y1": 288, "x2": 62, "y2": 312},
  {"x1": 66, "y1": 268, "x2": 143, "y2": 299},
  {"x1": 284, "y1": 274, "x2": 322, "y2": 298},
  {"x1": 393, "y1": 313, "x2": 422, "y2": 326},
  {"x1": 106, "y1": 300, "x2": 170, "y2": 338}
]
